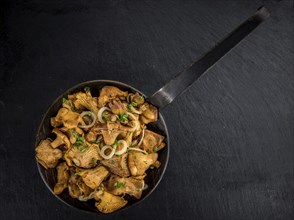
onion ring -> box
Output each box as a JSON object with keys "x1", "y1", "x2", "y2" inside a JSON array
[{"x1": 79, "y1": 111, "x2": 96, "y2": 128}]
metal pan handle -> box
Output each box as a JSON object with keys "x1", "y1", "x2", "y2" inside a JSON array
[{"x1": 150, "y1": 6, "x2": 270, "y2": 110}]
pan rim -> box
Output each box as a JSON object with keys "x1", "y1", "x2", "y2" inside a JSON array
[{"x1": 35, "y1": 79, "x2": 170, "y2": 215}]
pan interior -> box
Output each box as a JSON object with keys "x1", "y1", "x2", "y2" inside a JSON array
[{"x1": 35, "y1": 80, "x2": 170, "y2": 213}]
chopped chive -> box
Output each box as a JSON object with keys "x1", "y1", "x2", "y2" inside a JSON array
[
  {"x1": 153, "y1": 146, "x2": 158, "y2": 152},
  {"x1": 62, "y1": 98, "x2": 67, "y2": 104},
  {"x1": 114, "y1": 181, "x2": 125, "y2": 189},
  {"x1": 93, "y1": 159, "x2": 98, "y2": 166},
  {"x1": 95, "y1": 140, "x2": 101, "y2": 144},
  {"x1": 74, "y1": 172, "x2": 81, "y2": 176},
  {"x1": 79, "y1": 146, "x2": 88, "y2": 152},
  {"x1": 130, "y1": 101, "x2": 137, "y2": 106},
  {"x1": 102, "y1": 113, "x2": 109, "y2": 121},
  {"x1": 113, "y1": 140, "x2": 118, "y2": 148}
]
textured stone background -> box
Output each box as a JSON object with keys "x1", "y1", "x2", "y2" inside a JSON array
[{"x1": 1, "y1": 0, "x2": 293, "y2": 219}]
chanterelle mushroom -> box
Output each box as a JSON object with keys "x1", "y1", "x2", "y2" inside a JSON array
[
  {"x1": 100, "y1": 153, "x2": 130, "y2": 177},
  {"x1": 142, "y1": 129, "x2": 165, "y2": 153},
  {"x1": 54, "y1": 162, "x2": 69, "y2": 195},
  {"x1": 106, "y1": 175, "x2": 144, "y2": 199},
  {"x1": 128, "y1": 151, "x2": 158, "y2": 176},
  {"x1": 74, "y1": 92, "x2": 99, "y2": 115},
  {"x1": 54, "y1": 107, "x2": 83, "y2": 129},
  {"x1": 35, "y1": 139, "x2": 62, "y2": 169},
  {"x1": 140, "y1": 103, "x2": 158, "y2": 124},
  {"x1": 98, "y1": 86, "x2": 128, "y2": 107},
  {"x1": 109, "y1": 100, "x2": 126, "y2": 115},
  {"x1": 51, "y1": 128, "x2": 70, "y2": 149},
  {"x1": 64, "y1": 143, "x2": 102, "y2": 168},
  {"x1": 94, "y1": 190, "x2": 127, "y2": 213},
  {"x1": 79, "y1": 166, "x2": 109, "y2": 189}
]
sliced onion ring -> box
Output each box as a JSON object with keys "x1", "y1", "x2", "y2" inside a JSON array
[
  {"x1": 98, "y1": 107, "x2": 111, "y2": 123},
  {"x1": 128, "y1": 147, "x2": 148, "y2": 155},
  {"x1": 79, "y1": 111, "x2": 96, "y2": 129},
  {"x1": 115, "y1": 140, "x2": 128, "y2": 155},
  {"x1": 99, "y1": 145, "x2": 116, "y2": 159},
  {"x1": 126, "y1": 112, "x2": 137, "y2": 121},
  {"x1": 137, "y1": 128, "x2": 145, "y2": 146},
  {"x1": 128, "y1": 120, "x2": 139, "y2": 132}
]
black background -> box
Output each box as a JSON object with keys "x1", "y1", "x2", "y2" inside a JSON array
[{"x1": 1, "y1": 0, "x2": 293, "y2": 220}]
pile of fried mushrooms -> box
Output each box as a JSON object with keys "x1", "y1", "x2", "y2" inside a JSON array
[{"x1": 35, "y1": 86, "x2": 165, "y2": 213}]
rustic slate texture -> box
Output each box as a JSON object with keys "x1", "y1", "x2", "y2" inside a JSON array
[{"x1": 0, "y1": 0, "x2": 293, "y2": 219}]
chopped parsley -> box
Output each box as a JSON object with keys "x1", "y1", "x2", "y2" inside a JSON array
[
  {"x1": 153, "y1": 146, "x2": 158, "y2": 152},
  {"x1": 84, "y1": 87, "x2": 90, "y2": 92},
  {"x1": 95, "y1": 139, "x2": 101, "y2": 144},
  {"x1": 74, "y1": 172, "x2": 81, "y2": 176},
  {"x1": 114, "y1": 181, "x2": 125, "y2": 189},
  {"x1": 69, "y1": 100, "x2": 76, "y2": 111},
  {"x1": 62, "y1": 98, "x2": 67, "y2": 104},
  {"x1": 79, "y1": 145, "x2": 88, "y2": 152},
  {"x1": 138, "y1": 96, "x2": 143, "y2": 100}
]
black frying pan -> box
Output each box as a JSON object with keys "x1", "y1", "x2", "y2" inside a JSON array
[{"x1": 35, "y1": 6, "x2": 270, "y2": 214}]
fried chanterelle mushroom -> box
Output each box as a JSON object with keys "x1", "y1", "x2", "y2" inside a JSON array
[{"x1": 36, "y1": 86, "x2": 166, "y2": 213}]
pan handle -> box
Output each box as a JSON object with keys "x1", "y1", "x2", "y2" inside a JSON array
[{"x1": 149, "y1": 6, "x2": 270, "y2": 110}]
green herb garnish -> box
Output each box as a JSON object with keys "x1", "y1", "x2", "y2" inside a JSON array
[
  {"x1": 93, "y1": 159, "x2": 98, "y2": 166},
  {"x1": 72, "y1": 130, "x2": 79, "y2": 139},
  {"x1": 84, "y1": 87, "x2": 90, "y2": 92},
  {"x1": 95, "y1": 140, "x2": 101, "y2": 144},
  {"x1": 153, "y1": 146, "x2": 158, "y2": 152},
  {"x1": 116, "y1": 113, "x2": 128, "y2": 123},
  {"x1": 138, "y1": 96, "x2": 143, "y2": 100},
  {"x1": 69, "y1": 101, "x2": 76, "y2": 111},
  {"x1": 130, "y1": 101, "x2": 137, "y2": 106},
  {"x1": 113, "y1": 139, "x2": 118, "y2": 148},
  {"x1": 114, "y1": 181, "x2": 125, "y2": 189},
  {"x1": 72, "y1": 130, "x2": 85, "y2": 146},
  {"x1": 74, "y1": 172, "x2": 81, "y2": 176},
  {"x1": 79, "y1": 146, "x2": 89, "y2": 152},
  {"x1": 102, "y1": 113, "x2": 109, "y2": 121},
  {"x1": 62, "y1": 98, "x2": 67, "y2": 104},
  {"x1": 146, "y1": 149, "x2": 151, "y2": 154}
]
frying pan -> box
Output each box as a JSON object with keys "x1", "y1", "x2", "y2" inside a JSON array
[{"x1": 35, "y1": 6, "x2": 270, "y2": 214}]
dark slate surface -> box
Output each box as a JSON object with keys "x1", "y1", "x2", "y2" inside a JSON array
[{"x1": 1, "y1": 0, "x2": 293, "y2": 219}]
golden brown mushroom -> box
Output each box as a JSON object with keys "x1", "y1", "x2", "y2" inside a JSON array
[
  {"x1": 106, "y1": 175, "x2": 144, "y2": 199},
  {"x1": 94, "y1": 190, "x2": 127, "y2": 213},
  {"x1": 139, "y1": 103, "x2": 158, "y2": 124},
  {"x1": 100, "y1": 153, "x2": 130, "y2": 177},
  {"x1": 109, "y1": 100, "x2": 126, "y2": 115},
  {"x1": 51, "y1": 128, "x2": 70, "y2": 149},
  {"x1": 64, "y1": 143, "x2": 102, "y2": 168},
  {"x1": 74, "y1": 93, "x2": 99, "y2": 115},
  {"x1": 35, "y1": 139, "x2": 62, "y2": 169},
  {"x1": 98, "y1": 86, "x2": 128, "y2": 107},
  {"x1": 141, "y1": 129, "x2": 165, "y2": 153},
  {"x1": 54, "y1": 162, "x2": 69, "y2": 195},
  {"x1": 128, "y1": 151, "x2": 158, "y2": 176},
  {"x1": 130, "y1": 92, "x2": 145, "y2": 106},
  {"x1": 55, "y1": 107, "x2": 84, "y2": 129},
  {"x1": 79, "y1": 166, "x2": 109, "y2": 189}
]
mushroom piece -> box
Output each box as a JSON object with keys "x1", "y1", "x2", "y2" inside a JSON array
[
  {"x1": 128, "y1": 151, "x2": 158, "y2": 176},
  {"x1": 60, "y1": 127, "x2": 84, "y2": 144},
  {"x1": 54, "y1": 162, "x2": 69, "y2": 195},
  {"x1": 79, "y1": 166, "x2": 109, "y2": 189},
  {"x1": 130, "y1": 92, "x2": 145, "y2": 106},
  {"x1": 100, "y1": 153, "x2": 130, "y2": 177},
  {"x1": 106, "y1": 175, "x2": 144, "y2": 199},
  {"x1": 141, "y1": 129, "x2": 165, "y2": 153},
  {"x1": 35, "y1": 139, "x2": 62, "y2": 169},
  {"x1": 139, "y1": 103, "x2": 158, "y2": 124},
  {"x1": 74, "y1": 92, "x2": 99, "y2": 115},
  {"x1": 109, "y1": 100, "x2": 126, "y2": 115},
  {"x1": 68, "y1": 169, "x2": 93, "y2": 199},
  {"x1": 55, "y1": 107, "x2": 84, "y2": 129},
  {"x1": 50, "y1": 117, "x2": 62, "y2": 127},
  {"x1": 51, "y1": 128, "x2": 71, "y2": 149},
  {"x1": 64, "y1": 143, "x2": 102, "y2": 168},
  {"x1": 98, "y1": 86, "x2": 128, "y2": 107},
  {"x1": 101, "y1": 122, "x2": 121, "y2": 145},
  {"x1": 94, "y1": 190, "x2": 127, "y2": 213}
]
